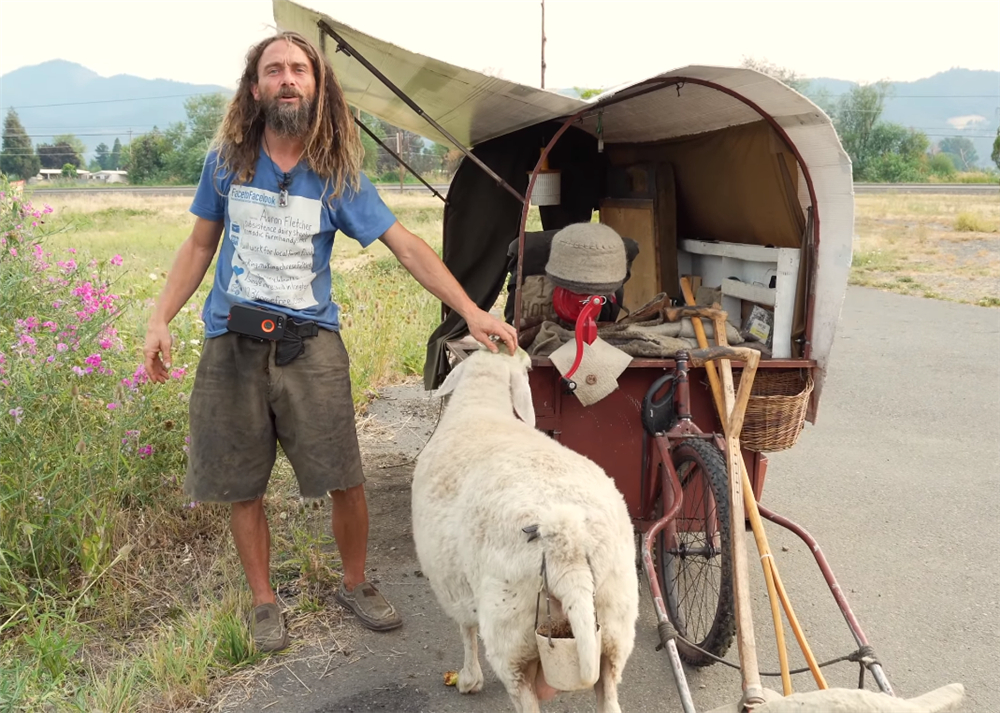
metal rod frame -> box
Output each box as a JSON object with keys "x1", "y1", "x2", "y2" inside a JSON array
[
  {"x1": 640, "y1": 435, "x2": 697, "y2": 713},
  {"x1": 758, "y1": 503, "x2": 895, "y2": 696},
  {"x1": 317, "y1": 20, "x2": 525, "y2": 204},
  {"x1": 353, "y1": 117, "x2": 447, "y2": 203}
]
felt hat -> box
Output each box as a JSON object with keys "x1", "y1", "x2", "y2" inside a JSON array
[{"x1": 545, "y1": 223, "x2": 627, "y2": 295}]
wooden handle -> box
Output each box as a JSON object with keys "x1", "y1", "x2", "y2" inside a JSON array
[
  {"x1": 662, "y1": 305, "x2": 728, "y2": 323},
  {"x1": 679, "y1": 278, "x2": 726, "y2": 420},
  {"x1": 681, "y1": 278, "x2": 764, "y2": 701},
  {"x1": 687, "y1": 346, "x2": 758, "y2": 368}
]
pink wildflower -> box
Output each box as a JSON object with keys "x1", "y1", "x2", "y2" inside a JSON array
[
  {"x1": 110, "y1": 254, "x2": 123, "y2": 266},
  {"x1": 9, "y1": 407, "x2": 23, "y2": 425}
]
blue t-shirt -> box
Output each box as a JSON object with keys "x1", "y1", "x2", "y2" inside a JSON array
[{"x1": 190, "y1": 149, "x2": 397, "y2": 337}]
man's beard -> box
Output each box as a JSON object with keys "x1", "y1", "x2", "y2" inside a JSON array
[{"x1": 260, "y1": 89, "x2": 314, "y2": 138}]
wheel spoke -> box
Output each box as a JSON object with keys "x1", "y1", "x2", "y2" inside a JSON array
[{"x1": 658, "y1": 439, "x2": 735, "y2": 666}]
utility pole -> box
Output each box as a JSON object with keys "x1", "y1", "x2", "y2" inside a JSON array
[
  {"x1": 540, "y1": 0, "x2": 547, "y2": 89},
  {"x1": 396, "y1": 132, "x2": 404, "y2": 192}
]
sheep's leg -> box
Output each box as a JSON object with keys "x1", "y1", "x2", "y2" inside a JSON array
[
  {"x1": 458, "y1": 624, "x2": 484, "y2": 694},
  {"x1": 482, "y1": 630, "x2": 540, "y2": 713},
  {"x1": 595, "y1": 652, "x2": 622, "y2": 713},
  {"x1": 505, "y1": 660, "x2": 542, "y2": 713}
]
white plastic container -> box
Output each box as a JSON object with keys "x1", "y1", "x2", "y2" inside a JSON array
[{"x1": 530, "y1": 170, "x2": 561, "y2": 206}]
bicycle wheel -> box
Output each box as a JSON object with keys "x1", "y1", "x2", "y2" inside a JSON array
[{"x1": 657, "y1": 437, "x2": 735, "y2": 666}]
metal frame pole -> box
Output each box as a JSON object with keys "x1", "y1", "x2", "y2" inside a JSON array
[
  {"x1": 353, "y1": 117, "x2": 447, "y2": 203},
  {"x1": 317, "y1": 20, "x2": 525, "y2": 204}
]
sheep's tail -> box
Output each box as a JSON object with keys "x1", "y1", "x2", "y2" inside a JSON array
[{"x1": 536, "y1": 505, "x2": 600, "y2": 688}]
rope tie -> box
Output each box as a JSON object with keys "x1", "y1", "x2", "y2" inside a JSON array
[
  {"x1": 848, "y1": 645, "x2": 880, "y2": 689},
  {"x1": 848, "y1": 645, "x2": 880, "y2": 667}
]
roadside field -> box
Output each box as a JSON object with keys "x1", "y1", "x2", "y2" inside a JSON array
[{"x1": 851, "y1": 193, "x2": 999, "y2": 306}]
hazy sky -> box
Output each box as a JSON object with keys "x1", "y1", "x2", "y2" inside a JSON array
[{"x1": 1, "y1": 0, "x2": 998, "y2": 90}]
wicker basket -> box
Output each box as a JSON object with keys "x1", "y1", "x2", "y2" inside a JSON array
[{"x1": 735, "y1": 369, "x2": 814, "y2": 452}]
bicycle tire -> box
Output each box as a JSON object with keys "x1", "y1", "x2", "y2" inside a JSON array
[{"x1": 658, "y1": 437, "x2": 735, "y2": 666}]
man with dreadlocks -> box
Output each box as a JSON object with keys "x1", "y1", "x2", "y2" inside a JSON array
[{"x1": 142, "y1": 31, "x2": 517, "y2": 652}]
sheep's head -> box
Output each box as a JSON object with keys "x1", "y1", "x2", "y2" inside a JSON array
[{"x1": 435, "y1": 348, "x2": 535, "y2": 428}]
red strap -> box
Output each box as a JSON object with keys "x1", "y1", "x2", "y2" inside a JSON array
[{"x1": 565, "y1": 296, "x2": 604, "y2": 380}]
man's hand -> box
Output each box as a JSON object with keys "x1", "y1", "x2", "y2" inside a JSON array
[
  {"x1": 144, "y1": 320, "x2": 173, "y2": 384},
  {"x1": 465, "y1": 308, "x2": 518, "y2": 355}
]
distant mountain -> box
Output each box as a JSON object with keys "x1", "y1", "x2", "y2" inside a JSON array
[
  {"x1": 0, "y1": 60, "x2": 233, "y2": 158},
  {"x1": 805, "y1": 69, "x2": 999, "y2": 167},
  {"x1": 2, "y1": 61, "x2": 998, "y2": 168}
]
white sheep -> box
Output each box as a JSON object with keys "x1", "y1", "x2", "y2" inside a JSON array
[{"x1": 412, "y1": 348, "x2": 639, "y2": 713}]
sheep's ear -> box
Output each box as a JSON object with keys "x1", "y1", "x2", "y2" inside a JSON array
[
  {"x1": 509, "y1": 359, "x2": 535, "y2": 428},
  {"x1": 435, "y1": 358, "x2": 469, "y2": 398}
]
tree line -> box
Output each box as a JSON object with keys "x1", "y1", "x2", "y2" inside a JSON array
[
  {"x1": 740, "y1": 57, "x2": 1000, "y2": 180},
  {"x1": 0, "y1": 93, "x2": 461, "y2": 186}
]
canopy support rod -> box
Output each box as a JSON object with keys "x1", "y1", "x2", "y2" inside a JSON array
[
  {"x1": 317, "y1": 20, "x2": 525, "y2": 204},
  {"x1": 353, "y1": 117, "x2": 447, "y2": 203}
]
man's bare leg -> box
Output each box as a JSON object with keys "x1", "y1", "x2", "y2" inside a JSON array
[
  {"x1": 231, "y1": 496, "x2": 274, "y2": 605},
  {"x1": 331, "y1": 483, "x2": 369, "y2": 591}
]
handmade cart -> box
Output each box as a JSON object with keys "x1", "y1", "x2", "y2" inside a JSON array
[{"x1": 269, "y1": 3, "x2": 958, "y2": 710}]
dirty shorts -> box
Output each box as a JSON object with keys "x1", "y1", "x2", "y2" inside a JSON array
[{"x1": 183, "y1": 329, "x2": 365, "y2": 502}]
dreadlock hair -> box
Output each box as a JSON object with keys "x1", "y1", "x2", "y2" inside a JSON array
[{"x1": 213, "y1": 31, "x2": 363, "y2": 200}]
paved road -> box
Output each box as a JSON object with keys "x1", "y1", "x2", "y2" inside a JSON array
[
  {"x1": 26, "y1": 183, "x2": 999, "y2": 199},
  {"x1": 225, "y1": 286, "x2": 998, "y2": 713}
]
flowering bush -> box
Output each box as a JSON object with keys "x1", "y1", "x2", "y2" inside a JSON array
[{"x1": 0, "y1": 182, "x2": 201, "y2": 611}]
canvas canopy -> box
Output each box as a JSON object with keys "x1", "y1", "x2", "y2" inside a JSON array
[{"x1": 271, "y1": 0, "x2": 854, "y2": 420}]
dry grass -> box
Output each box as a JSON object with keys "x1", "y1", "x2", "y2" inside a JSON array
[{"x1": 851, "y1": 194, "x2": 1000, "y2": 305}]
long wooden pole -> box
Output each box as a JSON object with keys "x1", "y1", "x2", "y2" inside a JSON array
[{"x1": 681, "y1": 279, "x2": 827, "y2": 692}]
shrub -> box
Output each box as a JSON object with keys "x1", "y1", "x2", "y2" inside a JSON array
[
  {"x1": 0, "y1": 179, "x2": 201, "y2": 704},
  {"x1": 954, "y1": 212, "x2": 995, "y2": 233},
  {"x1": 927, "y1": 152, "x2": 956, "y2": 179}
]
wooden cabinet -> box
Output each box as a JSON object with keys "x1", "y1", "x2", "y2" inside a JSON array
[
  {"x1": 600, "y1": 162, "x2": 679, "y2": 311},
  {"x1": 600, "y1": 199, "x2": 659, "y2": 313}
]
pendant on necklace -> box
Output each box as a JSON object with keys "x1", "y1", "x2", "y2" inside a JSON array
[{"x1": 279, "y1": 189, "x2": 289, "y2": 208}]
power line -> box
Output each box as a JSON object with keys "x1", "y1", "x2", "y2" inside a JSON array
[
  {"x1": 0, "y1": 92, "x2": 226, "y2": 111},
  {"x1": 821, "y1": 94, "x2": 998, "y2": 99},
  {"x1": 1, "y1": 91, "x2": 995, "y2": 113}
]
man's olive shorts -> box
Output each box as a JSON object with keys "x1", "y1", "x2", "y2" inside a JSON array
[{"x1": 183, "y1": 329, "x2": 364, "y2": 502}]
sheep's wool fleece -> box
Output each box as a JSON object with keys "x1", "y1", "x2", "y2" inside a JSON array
[
  {"x1": 545, "y1": 223, "x2": 628, "y2": 294},
  {"x1": 704, "y1": 683, "x2": 964, "y2": 713},
  {"x1": 550, "y1": 336, "x2": 632, "y2": 406}
]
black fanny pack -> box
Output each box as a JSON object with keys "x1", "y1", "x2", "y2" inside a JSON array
[
  {"x1": 274, "y1": 319, "x2": 319, "y2": 366},
  {"x1": 227, "y1": 304, "x2": 319, "y2": 366}
]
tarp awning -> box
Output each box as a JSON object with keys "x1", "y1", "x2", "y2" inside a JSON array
[{"x1": 272, "y1": 0, "x2": 587, "y2": 147}]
